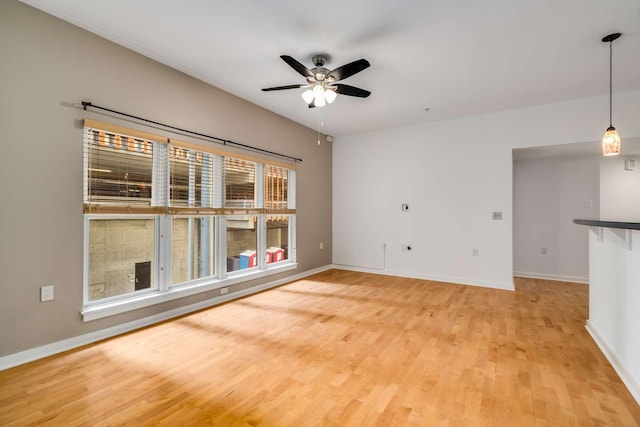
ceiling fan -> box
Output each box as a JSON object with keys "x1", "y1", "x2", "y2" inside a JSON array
[{"x1": 262, "y1": 54, "x2": 371, "y2": 108}]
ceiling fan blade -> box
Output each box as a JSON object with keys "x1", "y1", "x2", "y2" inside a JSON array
[
  {"x1": 262, "y1": 84, "x2": 305, "y2": 92},
  {"x1": 327, "y1": 59, "x2": 370, "y2": 82},
  {"x1": 333, "y1": 84, "x2": 371, "y2": 98},
  {"x1": 280, "y1": 55, "x2": 313, "y2": 78}
]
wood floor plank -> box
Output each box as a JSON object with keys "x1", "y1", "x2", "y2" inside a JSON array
[{"x1": 1, "y1": 271, "x2": 639, "y2": 426}]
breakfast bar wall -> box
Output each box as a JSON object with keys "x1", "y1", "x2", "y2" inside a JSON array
[{"x1": 574, "y1": 219, "x2": 640, "y2": 404}]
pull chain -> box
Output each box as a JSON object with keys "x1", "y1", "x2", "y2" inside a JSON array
[{"x1": 317, "y1": 108, "x2": 325, "y2": 145}]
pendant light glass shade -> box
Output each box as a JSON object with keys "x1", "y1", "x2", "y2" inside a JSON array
[
  {"x1": 602, "y1": 126, "x2": 621, "y2": 156},
  {"x1": 601, "y1": 33, "x2": 621, "y2": 156}
]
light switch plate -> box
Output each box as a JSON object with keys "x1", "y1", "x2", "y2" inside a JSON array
[{"x1": 41, "y1": 285, "x2": 54, "y2": 302}]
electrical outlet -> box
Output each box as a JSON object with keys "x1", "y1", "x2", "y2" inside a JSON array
[
  {"x1": 220, "y1": 287, "x2": 229, "y2": 295},
  {"x1": 401, "y1": 204, "x2": 409, "y2": 212},
  {"x1": 472, "y1": 248, "x2": 479, "y2": 256},
  {"x1": 492, "y1": 211, "x2": 503, "y2": 220},
  {"x1": 402, "y1": 244, "x2": 413, "y2": 251},
  {"x1": 319, "y1": 242, "x2": 324, "y2": 249},
  {"x1": 41, "y1": 285, "x2": 54, "y2": 302}
]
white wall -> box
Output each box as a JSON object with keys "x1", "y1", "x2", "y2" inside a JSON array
[
  {"x1": 586, "y1": 227, "x2": 640, "y2": 403},
  {"x1": 333, "y1": 90, "x2": 640, "y2": 290},
  {"x1": 600, "y1": 155, "x2": 640, "y2": 221},
  {"x1": 513, "y1": 156, "x2": 599, "y2": 283}
]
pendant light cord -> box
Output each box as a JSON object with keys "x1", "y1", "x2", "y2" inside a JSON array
[{"x1": 609, "y1": 40, "x2": 613, "y2": 127}]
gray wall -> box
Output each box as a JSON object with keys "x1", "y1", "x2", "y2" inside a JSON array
[
  {"x1": 600, "y1": 155, "x2": 640, "y2": 221},
  {"x1": 0, "y1": 0, "x2": 332, "y2": 356},
  {"x1": 513, "y1": 155, "x2": 600, "y2": 282}
]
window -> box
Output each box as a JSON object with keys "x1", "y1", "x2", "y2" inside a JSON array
[
  {"x1": 87, "y1": 217, "x2": 156, "y2": 301},
  {"x1": 265, "y1": 164, "x2": 288, "y2": 211},
  {"x1": 267, "y1": 215, "x2": 289, "y2": 263},
  {"x1": 83, "y1": 119, "x2": 296, "y2": 319},
  {"x1": 168, "y1": 145, "x2": 218, "y2": 285},
  {"x1": 171, "y1": 216, "x2": 215, "y2": 284},
  {"x1": 265, "y1": 164, "x2": 291, "y2": 264},
  {"x1": 226, "y1": 215, "x2": 258, "y2": 272},
  {"x1": 225, "y1": 157, "x2": 256, "y2": 209},
  {"x1": 169, "y1": 146, "x2": 216, "y2": 208},
  {"x1": 86, "y1": 130, "x2": 154, "y2": 205}
]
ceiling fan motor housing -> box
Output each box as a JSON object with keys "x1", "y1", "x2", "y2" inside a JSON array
[
  {"x1": 309, "y1": 55, "x2": 331, "y2": 82},
  {"x1": 311, "y1": 54, "x2": 329, "y2": 67}
]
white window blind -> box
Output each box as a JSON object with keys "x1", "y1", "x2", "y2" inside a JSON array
[
  {"x1": 84, "y1": 120, "x2": 297, "y2": 215},
  {"x1": 287, "y1": 170, "x2": 296, "y2": 210},
  {"x1": 168, "y1": 144, "x2": 216, "y2": 213},
  {"x1": 83, "y1": 121, "x2": 167, "y2": 214},
  {"x1": 152, "y1": 143, "x2": 169, "y2": 208},
  {"x1": 224, "y1": 156, "x2": 256, "y2": 209},
  {"x1": 265, "y1": 164, "x2": 290, "y2": 213}
]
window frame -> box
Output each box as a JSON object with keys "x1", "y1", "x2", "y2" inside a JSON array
[
  {"x1": 82, "y1": 120, "x2": 297, "y2": 321},
  {"x1": 83, "y1": 214, "x2": 161, "y2": 307},
  {"x1": 168, "y1": 215, "x2": 219, "y2": 289}
]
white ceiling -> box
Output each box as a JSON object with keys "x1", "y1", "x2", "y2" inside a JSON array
[{"x1": 20, "y1": 0, "x2": 640, "y2": 137}]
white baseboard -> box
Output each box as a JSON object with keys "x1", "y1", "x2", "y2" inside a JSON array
[
  {"x1": 513, "y1": 271, "x2": 588, "y2": 284},
  {"x1": 586, "y1": 320, "x2": 640, "y2": 405},
  {"x1": 332, "y1": 264, "x2": 515, "y2": 291},
  {"x1": 0, "y1": 265, "x2": 333, "y2": 371}
]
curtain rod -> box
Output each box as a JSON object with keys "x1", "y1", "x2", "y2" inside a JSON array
[{"x1": 81, "y1": 101, "x2": 302, "y2": 163}]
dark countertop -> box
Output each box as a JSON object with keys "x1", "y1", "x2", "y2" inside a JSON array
[{"x1": 573, "y1": 219, "x2": 640, "y2": 230}]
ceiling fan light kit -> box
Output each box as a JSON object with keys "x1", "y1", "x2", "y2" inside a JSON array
[
  {"x1": 304, "y1": 84, "x2": 336, "y2": 107},
  {"x1": 262, "y1": 54, "x2": 371, "y2": 108},
  {"x1": 324, "y1": 89, "x2": 337, "y2": 104},
  {"x1": 601, "y1": 32, "x2": 621, "y2": 156},
  {"x1": 301, "y1": 89, "x2": 315, "y2": 104}
]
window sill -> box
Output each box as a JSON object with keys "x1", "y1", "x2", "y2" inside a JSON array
[{"x1": 81, "y1": 262, "x2": 297, "y2": 322}]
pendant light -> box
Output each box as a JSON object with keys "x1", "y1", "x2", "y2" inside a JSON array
[{"x1": 601, "y1": 33, "x2": 622, "y2": 156}]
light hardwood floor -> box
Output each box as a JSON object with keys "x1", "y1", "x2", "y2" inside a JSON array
[{"x1": 1, "y1": 270, "x2": 639, "y2": 426}]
